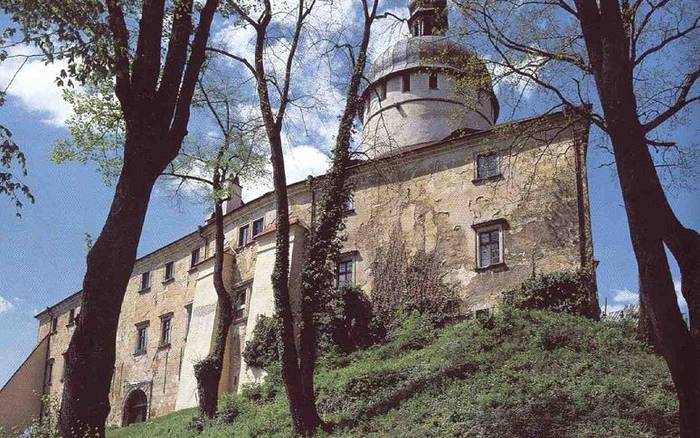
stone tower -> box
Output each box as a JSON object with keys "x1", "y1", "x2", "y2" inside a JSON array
[{"x1": 360, "y1": 0, "x2": 499, "y2": 157}]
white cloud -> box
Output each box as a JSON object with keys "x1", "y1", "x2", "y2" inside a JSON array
[
  {"x1": 0, "y1": 295, "x2": 15, "y2": 314},
  {"x1": 242, "y1": 144, "x2": 330, "y2": 201},
  {"x1": 0, "y1": 46, "x2": 73, "y2": 127},
  {"x1": 612, "y1": 288, "x2": 639, "y2": 304},
  {"x1": 674, "y1": 280, "x2": 688, "y2": 311}
]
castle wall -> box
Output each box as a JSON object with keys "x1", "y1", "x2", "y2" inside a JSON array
[{"x1": 21, "y1": 111, "x2": 592, "y2": 430}]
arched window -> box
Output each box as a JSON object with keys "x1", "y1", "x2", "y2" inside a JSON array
[{"x1": 122, "y1": 389, "x2": 148, "y2": 426}]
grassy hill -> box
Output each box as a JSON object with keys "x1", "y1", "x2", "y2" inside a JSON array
[{"x1": 107, "y1": 309, "x2": 678, "y2": 438}]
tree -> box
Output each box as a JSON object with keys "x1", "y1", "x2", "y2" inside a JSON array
[
  {"x1": 453, "y1": 0, "x2": 700, "y2": 433},
  {"x1": 209, "y1": 0, "x2": 321, "y2": 433},
  {"x1": 166, "y1": 80, "x2": 267, "y2": 419},
  {"x1": 1, "y1": 0, "x2": 221, "y2": 435},
  {"x1": 0, "y1": 34, "x2": 34, "y2": 217},
  {"x1": 296, "y1": 0, "x2": 381, "y2": 430}
]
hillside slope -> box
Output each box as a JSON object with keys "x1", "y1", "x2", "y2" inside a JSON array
[{"x1": 108, "y1": 309, "x2": 678, "y2": 438}]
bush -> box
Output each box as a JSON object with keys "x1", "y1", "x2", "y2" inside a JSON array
[
  {"x1": 371, "y1": 227, "x2": 460, "y2": 332},
  {"x1": 315, "y1": 285, "x2": 379, "y2": 354},
  {"x1": 241, "y1": 315, "x2": 278, "y2": 370},
  {"x1": 503, "y1": 270, "x2": 596, "y2": 318},
  {"x1": 390, "y1": 312, "x2": 436, "y2": 352}
]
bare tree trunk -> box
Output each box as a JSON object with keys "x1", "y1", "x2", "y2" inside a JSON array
[
  {"x1": 60, "y1": 139, "x2": 161, "y2": 437},
  {"x1": 572, "y1": 1, "x2": 700, "y2": 434},
  {"x1": 194, "y1": 199, "x2": 235, "y2": 419},
  {"x1": 59, "y1": 0, "x2": 220, "y2": 435}
]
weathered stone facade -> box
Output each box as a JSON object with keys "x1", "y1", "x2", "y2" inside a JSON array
[
  {"x1": 13, "y1": 109, "x2": 594, "y2": 430},
  {"x1": 1, "y1": 1, "x2": 595, "y2": 430}
]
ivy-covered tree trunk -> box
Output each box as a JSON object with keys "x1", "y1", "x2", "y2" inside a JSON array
[
  {"x1": 194, "y1": 198, "x2": 235, "y2": 419},
  {"x1": 297, "y1": 2, "x2": 379, "y2": 433}
]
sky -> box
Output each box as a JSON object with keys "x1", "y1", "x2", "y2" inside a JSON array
[{"x1": 0, "y1": 1, "x2": 698, "y2": 386}]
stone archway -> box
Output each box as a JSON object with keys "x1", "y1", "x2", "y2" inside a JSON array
[{"x1": 122, "y1": 389, "x2": 148, "y2": 426}]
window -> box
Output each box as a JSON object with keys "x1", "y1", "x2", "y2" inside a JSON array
[
  {"x1": 184, "y1": 304, "x2": 193, "y2": 339},
  {"x1": 473, "y1": 222, "x2": 507, "y2": 269},
  {"x1": 51, "y1": 317, "x2": 58, "y2": 334},
  {"x1": 238, "y1": 224, "x2": 250, "y2": 247},
  {"x1": 61, "y1": 352, "x2": 67, "y2": 382},
  {"x1": 476, "y1": 153, "x2": 500, "y2": 180},
  {"x1": 190, "y1": 248, "x2": 200, "y2": 268},
  {"x1": 429, "y1": 72, "x2": 439, "y2": 90},
  {"x1": 233, "y1": 285, "x2": 251, "y2": 319},
  {"x1": 160, "y1": 314, "x2": 173, "y2": 347},
  {"x1": 45, "y1": 358, "x2": 54, "y2": 386},
  {"x1": 343, "y1": 193, "x2": 354, "y2": 212},
  {"x1": 140, "y1": 271, "x2": 150, "y2": 291},
  {"x1": 402, "y1": 73, "x2": 411, "y2": 92},
  {"x1": 164, "y1": 261, "x2": 174, "y2": 281},
  {"x1": 336, "y1": 258, "x2": 355, "y2": 287},
  {"x1": 378, "y1": 82, "x2": 386, "y2": 101},
  {"x1": 135, "y1": 322, "x2": 149, "y2": 355},
  {"x1": 68, "y1": 308, "x2": 76, "y2": 326},
  {"x1": 252, "y1": 217, "x2": 265, "y2": 237}
]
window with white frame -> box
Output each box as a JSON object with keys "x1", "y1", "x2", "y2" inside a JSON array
[
  {"x1": 473, "y1": 221, "x2": 507, "y2": 269},
  {"x1": 476, "y1": 153, "x2": 500, "y2": 180},
  {"x1": 238, "y1": 224, "x2": 250, "y2": 247},
  {"x1": 336, "y1": 257, "x2": 355, "y2": 287}
]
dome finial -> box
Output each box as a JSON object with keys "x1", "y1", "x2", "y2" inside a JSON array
[{"x1": 408, "y1": 0, "x2": 448, "y2": 36}]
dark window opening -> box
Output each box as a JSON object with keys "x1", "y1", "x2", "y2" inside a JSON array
[
  {"x1": 140, "y1": 271, "x2": 150, "y2": 291},
  {"x1": 476, "y1": 153, "x2": 500, "y2": 180},
  {"x1": 50, "y1": 317, "x2": 58, "y2": 334},
  {"x1": 252, "y1": 218, "x2": 265, "y2": 237},
  {"x1": 184, "y1": 304, "x2": 193, "y2": 339},
  {"x1": 160, "y1": 315, "x2": 172, "y2": 346},
  {"x1": 429, "y1": 72, "x2": 439, "y2": 90},
  {"x1": 378, "y1": 82, "x2": 387, "y2": 101},
  {"x1": 45, "y1": 358, "x2": 54, "y2": 386},
  {"x1": 238, "y1": 224, "x2": 250, "y2": 247},
  {"x1": 135, "y1": 323, "x2": 148, "y2": 354},
  {"x1": 164, "y1": 261, "x2": 174, "y2": 281},
  {"x1": 190, "y1": 248, "x2": 200, "y2": 267},
  {"x1": 402, "y1": 73, "x2": 411, "y2": 92},
  {"x1": 234, "y1": 285, "x2": 251, "y2": 319},
  {"x1": 68, "y1": 308, "x2": 76, "y2": 326}
]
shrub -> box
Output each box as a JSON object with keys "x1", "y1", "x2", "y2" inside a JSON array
[
  {"x1": 315, "y1": 285, "x2": 379, "y2": 354},
  {"x1": 241, "y1": 315, "x2": 278, "y2": 370},
  {"x1": 371, "y1": 227, "x2": 460, "y2": 331},
  {"x1": 390, "y1": 312, "x2": 436, "y2": 352},
  {"x1": 503, "y1": 270, "x2": 596, "y2": 318}
]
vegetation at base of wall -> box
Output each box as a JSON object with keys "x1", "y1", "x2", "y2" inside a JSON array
[
  {"x1": 241, "y1": 315, "x2": 279, "y2": 370},
  {"x1": 105, "y1": 308, "x2": 678, "y2": 438},
  {"x1": 371, "y1": 229, "x2": 461, "y2": 332},
  {"x1": 503, "y1": 270, "x2": 596, "y2": 318}
]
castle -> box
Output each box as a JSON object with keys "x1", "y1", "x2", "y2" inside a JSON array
[{"x1": 0, "y1": 0, "x2": 595, "y2": 432}]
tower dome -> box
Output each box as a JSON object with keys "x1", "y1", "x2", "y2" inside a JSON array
[{"x1": 360, "y1": 0, "x2": 499, "y2": 158}]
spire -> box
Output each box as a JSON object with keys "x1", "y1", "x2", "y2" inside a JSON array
[{"x1": 408, "y1": 0, "x2": 448, "y2": 36}]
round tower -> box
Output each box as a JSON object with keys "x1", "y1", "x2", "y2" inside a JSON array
[{"x1": 360, "y1": 0, "x2": 499, "y2": 158}]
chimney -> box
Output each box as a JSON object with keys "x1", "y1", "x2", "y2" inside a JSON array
[{"x1": 222, "y1": 177, "x2": 243, "y2": 215}]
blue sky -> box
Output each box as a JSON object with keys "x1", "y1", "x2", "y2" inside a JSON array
[{"x1": 0, "y1": 1, "x2": 697, "y2": 386}]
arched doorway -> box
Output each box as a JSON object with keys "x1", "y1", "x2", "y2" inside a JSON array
[{"x1": 122, "y1": 389, "x2": 148, "y2": 426}]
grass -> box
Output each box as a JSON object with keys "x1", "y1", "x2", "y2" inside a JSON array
[{"x1": 107, "y1": 309, "x2": 678, "y2": 438}]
